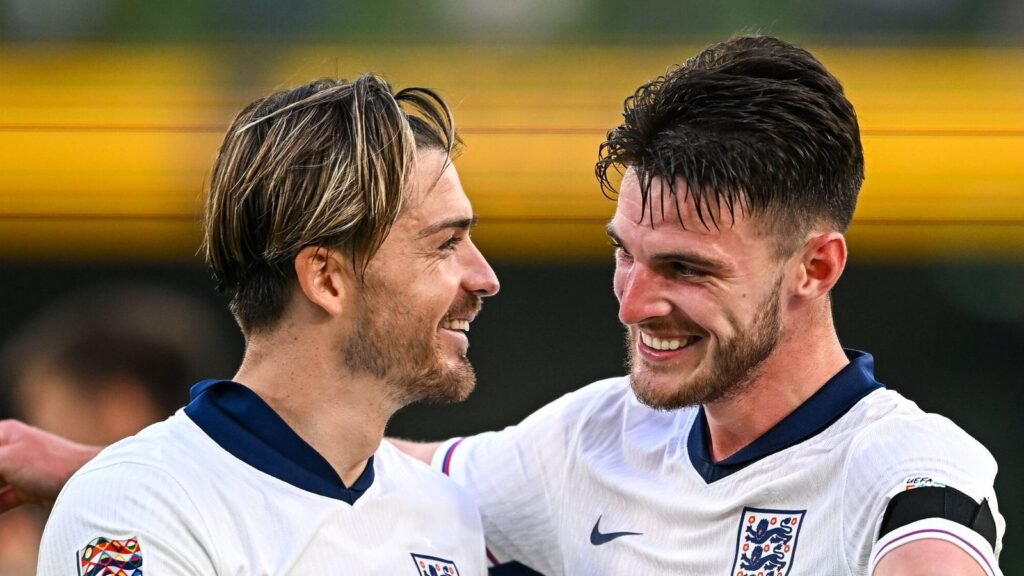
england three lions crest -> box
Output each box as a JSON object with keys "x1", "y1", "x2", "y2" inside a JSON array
[
  {"x1": 410, "y1": 553, "x2": 460, "y2": 576},
  {"x1": 730, "y1": 507, "x2": 805, "y2": 576}
]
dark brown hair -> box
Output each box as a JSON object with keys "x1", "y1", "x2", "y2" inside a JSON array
[{"x1": 597, "y1": 35, "x2": 864, "y2": 251}]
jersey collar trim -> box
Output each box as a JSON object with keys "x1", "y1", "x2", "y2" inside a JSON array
[
  {"x1": 184, "y1": 379, "x2": 374, "y2": 504},
  {"x1": 687, "y1": 349, "x2": 883, "y2": 484}
]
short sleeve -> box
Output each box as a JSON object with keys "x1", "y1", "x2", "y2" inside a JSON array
[
  {"x1": 840, "y1": 413, "x2": 1004, "y2": 575},
  {"x1": 38, "y1": 461, "x2": 218, "y2": 576}
]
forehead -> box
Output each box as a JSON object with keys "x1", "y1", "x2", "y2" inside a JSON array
[
  {"x1": 396, "y1": 149, "x2": 472, "y2": 231},
  {"x1": 611, "y1": 169, "x2": 765, "y2": 258}
]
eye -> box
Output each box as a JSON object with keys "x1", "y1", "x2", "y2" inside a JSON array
[
  {"x1": 669, "y1": 261, "x2": 703, "y2": 278},
  {"x1": 439, "y1": 233, "x2": 463, "y2": 252},
  {"x1": 609, "y1": 238, "x2": 633, "y2": 261}
]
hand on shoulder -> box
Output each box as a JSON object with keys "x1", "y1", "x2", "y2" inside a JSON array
[{"x1": 0, "y1": 419, "x2": 100, "y2": 512}]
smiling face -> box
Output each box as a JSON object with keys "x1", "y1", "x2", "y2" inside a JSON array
[
  {"x1": 343, "y1": 148, "x2": 499, "y2": 406},
  {"x1": 609, "y1": 170, "x2": 789, "y2": 410}
]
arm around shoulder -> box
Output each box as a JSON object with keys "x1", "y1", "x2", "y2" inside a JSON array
[
  {"x1": 0, "y1": 419, "x2": 101, "y2": 511},
  {"x1": 433, "y1": 381, "x2": 623, "y2": 574},
  {"x1": 386, "y1": 438, "x2": 443, "y2": 465}
]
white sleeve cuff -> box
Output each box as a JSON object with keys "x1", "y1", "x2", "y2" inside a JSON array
[{"x1": 870, "y1": 517, "x2": 999, "y2": 576}]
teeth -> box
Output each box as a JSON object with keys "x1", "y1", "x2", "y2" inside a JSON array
[
  {"x1": 442, "y1": 319, "x2": 470, "y2": 332},
  {"x1": 640, "y1": 331, "x2": 689, "y2": 351}
]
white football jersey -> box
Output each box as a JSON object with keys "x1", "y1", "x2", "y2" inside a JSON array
[
  {"x1": 435, "y1": 351, "x2": 1004, "y2": 576},
  {"x1": 39, "y1": 379, "x2": 487, "y2": 576}
]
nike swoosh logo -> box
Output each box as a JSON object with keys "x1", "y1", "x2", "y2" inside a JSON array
[{"x1": 590, "y1": 515, "x2": 643, "y2": 545}]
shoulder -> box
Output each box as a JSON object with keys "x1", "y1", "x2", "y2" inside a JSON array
[
  {"x1": 432, "y1": 376, "x2": 637, "y2": 478},
  {"x1": 842, "y1": 392, "x2": 1004, "y2": 573},
  {"x1": 490, "y1": 376, "x2": 640, "y2": 451},
  {"x1": 839, "y1": 390, "x2": 1003, "y2": 555},
  {"x1": 41, "y1": 417, "x2": 220, "y2": 575},
  {"x1": 845, "y1": 389, "x2": 997, "y2": 487},
  {"x1": 377, "y1": 438, "x2": 455, "y2": 484},
  {"x1": 455, "y1": 376, "x2": 634, "y2": 446},
  {"x1": 375, "y1": 441, "x2": 483, "y2": 527},
  {"x1": 439, "y1": 375, "x2": 688, "y2": 478},
  {"x1": 56, "y1": 413, "x2": 221, "y2": 525},
  {"x1": 377, "y1": 440, "x2": 475, "y2": 500},
  {"x1": 523, "y1": 375, "x2": 636, "y2": 429},
  {"x1": 74, "y1": 412, "x2": 213, "y2": 486}
]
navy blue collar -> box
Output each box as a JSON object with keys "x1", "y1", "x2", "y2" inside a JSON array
[
  {"x1": 687, "y1": 349, "x2": 883, "y2": 484},
  {"x1": 184, "y1": 379, "x2": 374, "y2": 504}
]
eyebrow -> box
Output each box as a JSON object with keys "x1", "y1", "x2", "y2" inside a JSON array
[
  {"x1": 416, "y1": 215, "x2": 479, "y2": 240},
  {"x1": 606, "y1": 224, "x2": 728, "y2": 272}
]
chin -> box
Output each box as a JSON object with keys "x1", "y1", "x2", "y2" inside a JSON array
[
  {"x1": 446, "y1": 378, "x2": 475, "y2": 403},
  {"x1": 440, "y1": 359, "x2": 477, "y2": 402},
  {"x1": 629, "y1": 359, "x2": 728, "y2": 410},
  {"x1": 416, "y1": 377, "x2": 475, "y2": 405},
  {"x1": 400, "y1": 356, "x2": 477, "y2": 406},
  {"x1": 630, "y1": 372, "x2": 698, "y2": 411}
]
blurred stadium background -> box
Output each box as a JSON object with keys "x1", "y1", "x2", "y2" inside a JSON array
[{"x1": 1, "y1": 0, "x2": 1022, "y2": 570}]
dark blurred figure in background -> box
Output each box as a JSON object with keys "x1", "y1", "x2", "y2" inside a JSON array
[{"x1": 0, "y1": 284, "x2": 232, "y2": 576}]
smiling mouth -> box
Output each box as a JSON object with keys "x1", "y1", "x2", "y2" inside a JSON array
[
  {"x1": 441, "y1": 319, "x2": 470, "y2": 332},
  {"x1": 639, "y1": 331, "x2": 700, "y2": 351}
]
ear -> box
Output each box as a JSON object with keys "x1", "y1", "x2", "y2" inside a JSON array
[
  {"x1": 294, "y1": 245, "x2": 350, "y2": 317},
  {"x1": 792, "y1": 232, "x2": 847, "y2": 300}
]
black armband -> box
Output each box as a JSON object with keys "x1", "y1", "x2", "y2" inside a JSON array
[{"x1": 878, "y1": 485, "x2": 997, "y2": 550}]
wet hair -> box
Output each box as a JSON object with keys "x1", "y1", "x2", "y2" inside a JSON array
[
  {"x1": 204, "y1": 75, "x2": 459, "y2": 333},
  {"x1": 596, "y1": 35, "x2": 864, "y2": 252}
]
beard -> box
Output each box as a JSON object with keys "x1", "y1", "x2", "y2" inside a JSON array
[
  {"x1": 627, "y1": 276, "x2": 783, "y2": 410},
  {"x1": 343, "y1": 280, "x2": 480, "y2": 407}
]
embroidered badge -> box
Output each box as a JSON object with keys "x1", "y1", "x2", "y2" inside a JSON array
[
  {"x1": 410, "y1": 552, "x2": 460, "y2": 576},
  {"x1": 77, "y1": 536, "x2": 143, "y2": 576},
  {"x1": 730, "y1": 507, "x2": 805, "y2": 576}
]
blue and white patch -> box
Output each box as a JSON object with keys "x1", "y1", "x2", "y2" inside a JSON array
[
  {"x1": 410, "y1": 553, "x2": 460, "y2": 576},
  {"x1": 730, "y1": 507, "x2": 805, "y2": 576}
]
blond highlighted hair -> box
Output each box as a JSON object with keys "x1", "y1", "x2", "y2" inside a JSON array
[{"x1": 204, "y1": 75, "x2": 458, "y2": 333}]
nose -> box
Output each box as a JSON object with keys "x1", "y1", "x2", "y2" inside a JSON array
[
  {"x1": 616, "y1": 261, "x2": 670, "y2": 325},
  {"x1": 462, "y1": 238, "x2": 500, "y2": 297}
]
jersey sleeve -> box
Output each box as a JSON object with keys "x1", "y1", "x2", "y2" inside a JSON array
[
  {"x1": 432, "y1": 384, "x2": 605, "y2": 576},
  {"x1": 840, "y1": 412, "x2": 1004, "y2": 576},
  {"x1": 38, "y1": 461, "x2": 219, "y2": 575}
]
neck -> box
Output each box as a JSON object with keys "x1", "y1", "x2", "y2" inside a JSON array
[
  {"x1": 703, "y1": 315, "x2": 849, "y2": 463},
  {"x1": 233, "y1": 325, "x2": 397, "y2": 487}
]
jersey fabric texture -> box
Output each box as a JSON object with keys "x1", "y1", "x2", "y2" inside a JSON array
[
  {"x1": 434, "y1": 351, "x2": 1004, "y2": 576},
  {"x1": 39, "y1": 379, "x2": 487, "y2": 576}
]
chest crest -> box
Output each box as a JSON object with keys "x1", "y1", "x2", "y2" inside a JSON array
[{"x1": 730, "y1": 507, "x2": 805, "y2": 576}]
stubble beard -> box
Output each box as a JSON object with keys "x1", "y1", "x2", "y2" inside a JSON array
[
  {"x1": 344, "y1": 283, "x2": 479, "y2": 408},
  {"x1": 627, "y1": 278, "x2": 783, "y2": 410}
]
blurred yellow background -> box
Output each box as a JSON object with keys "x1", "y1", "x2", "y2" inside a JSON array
[
  {"x1": 3, "y1": 45, "x2": 1022, "y2": 261},
  {"x1": 2, "y1": 3, "x2": 1023, "y2": 573}
]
